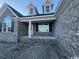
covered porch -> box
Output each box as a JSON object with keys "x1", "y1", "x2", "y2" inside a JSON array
[{"x1": 19, "y1": 14, "x2": 56, "y2": 38}]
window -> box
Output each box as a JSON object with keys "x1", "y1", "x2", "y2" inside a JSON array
[
  {"x1": 2, "y1": 23, "x2": 6, "y2": 32},
  {"x1": 30, "y1": 8, "x2": 33, "y2": 14},
  {"x1": 38, "y1": 23, "x2": 49, "y2": 32},
  {"x1": 2, "y1": 16, "x2": 13, "y2": 32},
  {"x1": 46, "y1": 6, "x2": 49, "y2": 12}
]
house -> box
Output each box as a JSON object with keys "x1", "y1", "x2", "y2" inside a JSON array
[
  {"x1": 0, "y1": 0, "x2": 78, "y2": 58},
  {"x1": 0, "y1": 0, "x2": 72, "y2": 42},
  {"x1": 0, "y1": 0, "x2": 56, "y2": 42}
]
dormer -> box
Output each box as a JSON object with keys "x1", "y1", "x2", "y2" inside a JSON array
[
  {"x1": 27, "y1": 3, "x2": 39, "y2": 15},
  {"x1": 42, "y1": 0, "x2": 53, "y2": 14}
]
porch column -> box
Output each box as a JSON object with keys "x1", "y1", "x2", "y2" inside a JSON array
[{"x1": 28, "y1": 20, "x2": 31, "y2": 38}]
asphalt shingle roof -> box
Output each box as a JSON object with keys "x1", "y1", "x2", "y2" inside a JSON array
[{"x1": 6, "y1": 4, "x2": 23, "y2": 17}]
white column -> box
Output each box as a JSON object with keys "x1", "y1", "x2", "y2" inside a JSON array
[{"x1": 28, "y1": 21, "x2": 31, "y2": 38}]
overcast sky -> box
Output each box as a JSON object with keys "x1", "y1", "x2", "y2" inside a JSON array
[{"x1": 0, "y1": 0, "x2": 59, "y2": 15}]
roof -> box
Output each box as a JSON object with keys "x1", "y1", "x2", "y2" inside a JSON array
[
  {"x1": 5, "y1": 3, "x2": 23, "y2": 17},
  {"x1": 3, "y1": 3, "x2": 54, "y2": 18},
  {"x1": 20, "y1": 13, "x2": 54, "y2": 17}
]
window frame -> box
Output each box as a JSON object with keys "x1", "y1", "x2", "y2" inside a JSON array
[
  {"x1": 2, "y1": 16, "x2": 13, "y2": 32},
  {"x1": 30, "y1": 8, "x2": 33, "y2": 14},
  {"x1": 46, "y1": 5, "x2": 50, "y2": 12},
  {"x1": 38, "y1": 23, "x2": 49, "y2": 32}
]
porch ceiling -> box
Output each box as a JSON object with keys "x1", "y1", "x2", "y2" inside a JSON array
[
  {"x1": 19, "y1": 14, "x2": 56, "y2": 22},
  {"x1": 20, "y1": 19, "x2": 55, "y2": 23}
]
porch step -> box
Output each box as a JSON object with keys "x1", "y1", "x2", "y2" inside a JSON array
[{"x1": 20, "y1": 36, "x2": 56, "y2": 45}]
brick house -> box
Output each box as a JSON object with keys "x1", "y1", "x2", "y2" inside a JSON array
[{"x1": 0, "y1": 0, "x2": 71, "y2": 42}]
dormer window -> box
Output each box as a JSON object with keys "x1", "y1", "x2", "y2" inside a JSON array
[
  {"x1": 30, "y1": 8, "x2": 33, "y2": 14},
  {"x1": 46, "y1": 6, "x2": 49, "y2": 12},
  {"x1": 42, "y1": 0, "x2": 53, "y2": 14}
]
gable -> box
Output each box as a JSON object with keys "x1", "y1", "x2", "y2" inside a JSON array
[
  {"x1": 0, "y1": 5, "x2": 15, "y2": 22},
  {"x1": 0, "y1": 3, "x2": 23, "y2": 19},
  {"x1": 6, "y1": 4, "x2": 23, "y2": 17}
]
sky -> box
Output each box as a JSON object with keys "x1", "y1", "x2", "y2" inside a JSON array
[{"x1": 0, "y1": 0, "x2": 59, "y2": 16}]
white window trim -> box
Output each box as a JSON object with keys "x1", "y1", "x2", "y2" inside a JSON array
[
  {"x1": 46, "y1": 6, "x2": 50, "y2": 12},
  {"x1": 2, "y1": 23, "x2": 8, "y2": 32},
  {"x1": 2, "y1": 16, "x2": 13, "y2": 32},
  {"x1": 38, "y1": 23, "x2": 49, "y2": 32}
]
